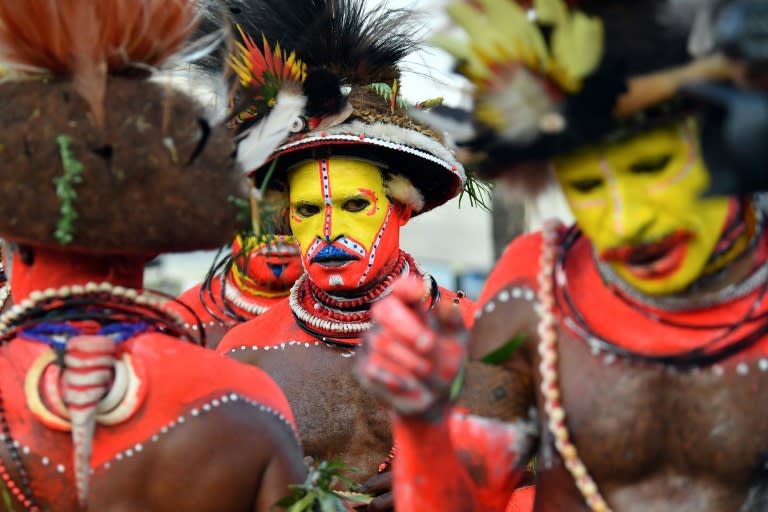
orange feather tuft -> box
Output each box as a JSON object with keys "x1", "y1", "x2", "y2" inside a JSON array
[{"x1": 0, "y1": 0, "x2": 204, "y2": 124}]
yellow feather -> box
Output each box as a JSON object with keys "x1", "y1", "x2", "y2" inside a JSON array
[
  {"x1": 431, "y1": 34, "x2": 492, "y2": 81},
  {"x1": 446, "y1": 3, "x2": 507, "y2": 63},
  {"x1": 534, "y1": 0, "x2": 567, "y2": 25},
  {"x1": 475, "y1": 102, "x2": 506, "y2": 130},
  {"x1": 228, "y1": 46, "x2": 253, "y2": 86},
  {"x1": 481, "y1": 0, "x2": 549, "y2": 66},
  {"x1": 551, "y1": 11, "x2": 603, "y2": 91},
  {"x1": 436, "y1": 0, "x2": 604, "y2": 95}
]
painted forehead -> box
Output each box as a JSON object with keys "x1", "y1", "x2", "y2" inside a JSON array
[
  {"x1": 554, "y1": 123, "x2": 685, "y2": 175},
  {"x1": 287, "y1": 158, "x2": 385, "y2": 197}
]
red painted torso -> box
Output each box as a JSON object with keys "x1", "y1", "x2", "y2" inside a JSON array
[
  {"x1": 468, "y1": 229, "x2": 768, "y2": 511},
  {"x1": 218, "y1": 287, "x2": 476, "y2": 479},
  {"x1": 0, "y1": 332, "x2": 296, "y2": 509}
]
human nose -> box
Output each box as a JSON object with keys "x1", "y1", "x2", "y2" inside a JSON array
[
  {"x1": 611, "y1": 182, "x2": 656, "y2": 240},
  {"x1": 324, "y1": 205, "x2": 355, "y2": 242}
]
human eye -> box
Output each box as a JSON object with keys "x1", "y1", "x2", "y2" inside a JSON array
[
  {"x1": 629, "y1": 154, "x2": 672, "y2": 174},
  {"x1": 568, "y1": 177, "x2": 604, "y2": 193},
  {"x1": 342, "y1": 198, "x2": 370, "y2": 213},
  {"x1": 294, "y1": 203, "x2": 321, "y2": 217}
]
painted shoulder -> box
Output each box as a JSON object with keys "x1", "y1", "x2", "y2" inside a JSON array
[
  {"x1": 478, "y1": 231, "x2": 543, "y2": 305},
  {"x1": 217, "y1": 299, "x2": 309, "y2": 353},
  {"x1": 0, "y1": 334, "x2": 298, "y2": 474},
  {"x1": 131, "y1": 333, "x2": 296, "y2": 426},
  {"x1": 173, "y1": 281, "x2": 215, "y2": 324}
]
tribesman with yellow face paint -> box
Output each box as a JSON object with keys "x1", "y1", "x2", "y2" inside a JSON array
[
  {"x1": 354, "y1": 1, "x2": 768, "y2": 511},
  {"x1": 216, "y1": 0, "x2": 481, "y2": 508}
]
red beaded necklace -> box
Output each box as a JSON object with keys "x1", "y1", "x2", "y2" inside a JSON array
[
  {"x1": 301, "y1": 251, "x2": 413, "y2": 323},
  {"x1": 0, "y1": 382, "x2": 39, "y2": 511}
]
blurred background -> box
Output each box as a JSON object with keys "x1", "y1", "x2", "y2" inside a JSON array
[{"x1": 145, "y1": 0, "x2": 573, "y2": 299}]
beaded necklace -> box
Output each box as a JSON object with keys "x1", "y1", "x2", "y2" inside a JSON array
[
  {"x1": 560, "y1": 225, "x2": 768, "y2": 366},
  {"x1": 289, "y1": 250, "x2": 437, "y2": 345},
  {"x1": 538, "y1": 219, "x2": 611, "y2": 512},
  {"x1": 539, "y1": 215, "x2": 768, "y2": 510},
  {"x1": 200, "y1": 247, "x2": 291, "y2": 324},
  {"x1": 0, "y1": 283, "x2": 10, "y2": 312},
  {"x1": 222, "y1": 274, "x2": 271, "y2": 317}
]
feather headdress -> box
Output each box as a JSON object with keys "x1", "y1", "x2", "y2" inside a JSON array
[
  {"x1": 0, "y1": 0, "x2": 211, "y2": 125},
  {"x1": 427, "y1": 0, "x2": 733, "y2": 183},
  {"x1": 224, "y1": 0, "x2": 471, "y2": 215},
  {"x1": 228, "y1": 25, "x2": 309, "y2": 174}
]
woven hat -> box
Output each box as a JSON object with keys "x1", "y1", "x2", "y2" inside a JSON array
[{"x1": 222, "y1": 0, "x2": 475, "y2": 215}]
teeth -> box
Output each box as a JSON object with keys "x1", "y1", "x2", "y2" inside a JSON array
[{"x1": 254, "y1": 243, "x2": 301, "y2": 256}]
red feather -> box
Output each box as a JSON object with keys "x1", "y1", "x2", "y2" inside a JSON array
[{"x1": 0, "y1": 0, "x2": 204, "y2": 124}]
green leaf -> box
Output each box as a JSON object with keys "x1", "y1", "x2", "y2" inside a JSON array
[
  {"x1": 319, "y1": 494, "x2": 343, "y2": 512},
  {"x1": 334, "y1": 491, "x2": 372, "y2": 504},
  {"x1": 481, "y1": 334, "x2": 525, "y2": 365},
  {"x1": 227, "y1": 194, "x2": 251, "y2": 228},
  {"x1": 0, "y1": 480, "x2": 16, "y2": 511},
  {"x1": 450, "y1": 359, "x2": 467, "y2": 400},
  {"x1": 259, "y1": 156, "x2": 280, "y2": 196},
  {"x1": 285, "y1": 492, "x2": 318, "y2": 511},
  {"x1": 366, "y1": 82, "x2": 412, "y2": 110},
  {"x1": 458, "y1": 172, "x2": 493, "y2": 212},
  {"x1": 54, "y1": 134, "x2": 85, "y2": 245},
  {"x1": 275, "y1": 459, "x2": 372, "y2": 511}
]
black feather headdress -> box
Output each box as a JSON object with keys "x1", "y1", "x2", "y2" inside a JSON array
[
  {"x1": 232, "y1": 0, "x2": 418, "y2": 85},
  {"x1": 222, "y1": 0, "x2": 468, "y2": 215}
]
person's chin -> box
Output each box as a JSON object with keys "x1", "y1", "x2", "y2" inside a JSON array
[
  {"x1": 308, "y1": 266, "x2": 360, "y2": 290},
  {"x1": 617, "y1": 264, "x2": 694, "y2": 296}
]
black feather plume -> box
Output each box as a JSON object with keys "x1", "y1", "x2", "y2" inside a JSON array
[{"x1": 223, "y1": 0, "x2": 421, "y2": 84}]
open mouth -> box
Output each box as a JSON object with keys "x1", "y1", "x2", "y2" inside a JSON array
[
  {"x1": 310, "y1": 245, "x2": 360, "y2": 267},
  {"x1": 600, "y1": 230, "x2": 693, "y2": 280},
  {"x1": 311, "y1": 255, "x2": 358, "y2": 268},
  {"x1": 256, "y1": 242, "x2": 300, "y2": 257}
]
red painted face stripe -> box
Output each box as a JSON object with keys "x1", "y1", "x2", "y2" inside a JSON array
[
  {"x1": 319, "y1": 159, "x2": 333, "y2": 240},
  {"x1": 358, "y1": 187, "x2": 379, "y2": 216}
]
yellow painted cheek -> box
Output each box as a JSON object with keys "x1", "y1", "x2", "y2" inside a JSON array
[
  {"x1": 554, "y1": 124, "x2": 734, "y2": 295},
  {"x1": 288, "y1": 162, "x2": 327, "y2": 256},
  {"x1": 323, "y1": 161, "x2": 389, "y2": 249},
  {"x1": 287, "y1": 158, "x2": 390, "y2": 255},
  {"x1": 289, "y1": 209, "x2": 323, "y2": 256},
  {"x1": 561, "y1": 188, "x2": 614, "y2": 251}
]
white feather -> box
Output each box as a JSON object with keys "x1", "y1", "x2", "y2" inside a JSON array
[
  {"x1": 237, "y1": 90, "x2": 307, "y2": 174},
  {"x1": 408, "y1": 107, "x2": 477, "y2": 144},
  {"x1": 660, "y1": 0, "x2": 723, "y2": 57},
  {"x1": 384, "y1": 174, "x2": 425, "y2": 212}
]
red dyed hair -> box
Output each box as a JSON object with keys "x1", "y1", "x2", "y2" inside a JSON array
[{"x1": 0, "y1": 0, "x2": 204, "y2": 123}]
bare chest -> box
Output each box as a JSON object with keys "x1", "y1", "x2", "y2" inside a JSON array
[
  {"x1": 255, "y1": 343, "x2": 392, "y2": 477},
  {"x1": 548, "y1": 331, "x2": 768, "y2": 478}
]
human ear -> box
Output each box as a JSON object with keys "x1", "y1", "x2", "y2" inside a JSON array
[{"x1": 396, "y1": 203, "x2": 413, "y2": 226}]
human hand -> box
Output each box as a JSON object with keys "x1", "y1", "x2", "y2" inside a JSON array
[
  {"x1": 354, "y1": 277, "x2": 466, "y2": 420},
  {"x1": 357, "y1": 471, "x2": 393, "y2": 512}
]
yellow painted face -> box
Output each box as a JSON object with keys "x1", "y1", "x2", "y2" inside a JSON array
[
  {"x1": 288, "y1": 158, "x2": 402, "y2": 290},
  {"x1": 552, "y1": 118, "x2": 731, "y2": 295}
]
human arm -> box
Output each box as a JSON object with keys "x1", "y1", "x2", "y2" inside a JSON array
[
  {"x1": 355, "y1": 278, "x2": 536, "y2": 511},
  {"x1": 253, "y1": 413, "x2": 308, "y2": 512}
]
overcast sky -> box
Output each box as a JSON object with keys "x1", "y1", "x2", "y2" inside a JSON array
[{"x1": 370, "y1": 0, "x2": 472, "y2": 107}]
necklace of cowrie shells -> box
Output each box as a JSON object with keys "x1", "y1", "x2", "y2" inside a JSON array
[{"x1": 538, "y1": 219, "x2": 611, "y2": 512}]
